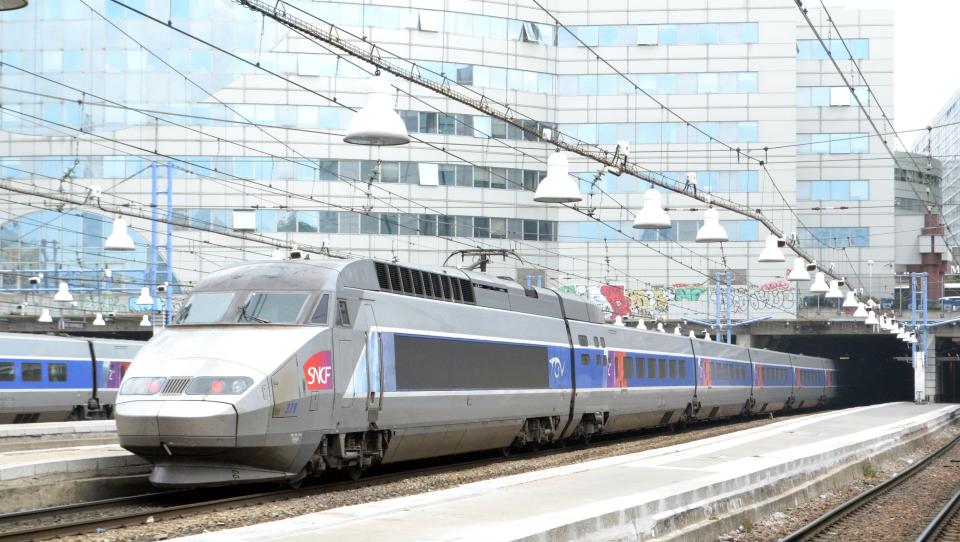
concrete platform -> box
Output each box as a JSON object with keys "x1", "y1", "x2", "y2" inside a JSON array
[
  {"x1": 178, "y1": 402, "x2": 960, "y2": 542},
  {"x1": 0, "y1": 419, "x2": 116, "y2": 438}
]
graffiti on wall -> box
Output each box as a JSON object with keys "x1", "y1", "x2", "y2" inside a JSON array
[{"x1": 561, "y1": 280, "x2": 796, "y2": 319}]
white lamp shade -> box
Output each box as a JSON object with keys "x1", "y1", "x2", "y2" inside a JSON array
[
  {"x1": 703, "y1": 329, "x2": 712, "y2": 341},
  {"x1": 533, "y1": 152, "x2": 581, "y2": 203},
  {"x1": 909, "y1": 333, "x2": 918, "y2": 344},
  {"x1": 787, "y1": 258, "x2": 810, "y2": 281},
  {"x1": 689, "y1": 330, "x2": 696, "y2": 338},
  {"x1": 810, "y1": 272, "x2": 829, "y2": 293},
  {"x1": 896, "y1": 327, "x2": 906, "y2": 340},
  {"x1": 842, "y1": 291, "x2": 858, "y2": 308},
  {"x1": 637, "y1": 318, "x2": 647, "y2": 330},
  {"x1": 656, "y1": 322, "x2": 665, "y2": 333},
  {"x1": 136, "y1": 287, "x2": 154, "y2": 306},
  {"x1": 633, "y1": 189, "x2": 671, "y2": 229},
  {"x1": 614, "y1": 315, "x2": 625, "y2": 326},
  {"x1": 864, "y1": 310, "x2": 878, "y2": 325},
  {"x1": 53, "y1": 282, "x2": 73, "y2": 302},
  {"x1": 825, "y1": 280, "x2": 843, "y2": 299},
  {"x1": 695, "y1": 207, "x2": 728, "y2": 242},
  {"x1": 853, "y1": 303, "x2": 868, "y2": 318},
  {"x1": 37, "y1": 308, "x2": 52, "y2": 323},
  {"x1": 343, "y1": 76, "x2": 410, "y2": 146},
  {"x1": 757, "y1": 234, "x2": 786, "y2": 262},
  {"x1": 0, "y1": 0, "x2": 28, "y2": 11},
  {"x1": 889, "y1": 323, "x2": 901, "y2": 335},
  {"x1": 673, "y1": 324, "x2": 681, "y2": 335},
  {"x1": 93, "y1": 312, "x2": 106, "y2": 326},
  {"x1": 104, "y1": 216, "x2": 136, "y2": 251},
  {"x1": 140, "y1": 314, "x2": 152, "y2": 327},
  {"x1": 271, "y1": 249, "x2": 285, "y2": 260}
]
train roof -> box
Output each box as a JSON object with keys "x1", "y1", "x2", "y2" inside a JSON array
[{"x1": 193, "y1": 258, "x2": 606, "y2": 324}]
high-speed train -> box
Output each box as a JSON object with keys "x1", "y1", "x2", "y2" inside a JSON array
[
  {"x1": 0, "y1": 332, "x2": 142, "y2": 423},
  {"x1": 115, "y1": 258, "x2": 837, "y2": 487}
]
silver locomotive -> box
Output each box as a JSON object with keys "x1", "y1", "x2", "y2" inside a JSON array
[{"x1": 115, "y1": 258, "x2": 837, "y2": 487}]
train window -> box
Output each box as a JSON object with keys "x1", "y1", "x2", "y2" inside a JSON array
[
  {"x1": 21, "y1": 363, "x2": 41, "y2": 382},
  {"x1": 422, "y1": 271, "x2": 433, "y2": 297},
  {"x1": 578, "y1": 335, "x2": 588, "y2": 347},
  {"x1": 309, "y1": 294, "x2": 330, "y2": 325},
  {"x1": 48, "y1": 363, "x2": 67, "y2": 382},
  {"x1": 0, "y1": 362, "x2": 12, "y2": 381},
  {"x1": 411, "y1": 270, "x2": 425, "y2": 295},
  {"x1": 595, "y1": 354, "x2": 604, "y2": 366},
  {"x1": 593, "y1": 336, "x2": 600, "y2": 347},
  {"x1": 636, "y1": 358, "x2": 644, "y2": 378},
  {"x1": 679, "y1": 360, "x2": 686, "y2": 379},
  {"x1": 431, "y1": 274, "x2": 443, "y2": 299},
  {"x1": 239, "y1": 292, "x2": 309, "y2": 324},
  {"x1": 658, "y1": 359, "x2": 667, "y2": 379},
  {"x1": 647, "y1": 358, "x2": 656, "y2": 378},
  {"x1": 669, "y1": 359, "x2": 677, "y2": 379},
  {"x1": 581, "y1": 353, "x2": 590, "y2": 366},
  {"x1": 623, "y1": 356, "x2": 634, "y2": 378},
  {"x1": 336, "y1": 299, "x2": 351, "y2": 326},
  {"x1": 175, "y1": 291, "x2": 235, "y2": 324},
  {"x1": 599, "y1": 337, "x2": 606, "y2": 348}
]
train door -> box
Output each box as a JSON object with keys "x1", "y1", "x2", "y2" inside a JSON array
[{"x1": 361, "y1": 303, "x2": 383, "y2": 423}]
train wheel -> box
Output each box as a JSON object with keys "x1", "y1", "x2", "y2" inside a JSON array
[{"x1": 345, "y1": 465, "x2": 363, "y2": 481}]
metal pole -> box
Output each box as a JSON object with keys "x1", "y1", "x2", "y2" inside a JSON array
[
  {"x1": 715, "y1": 271, "x2": 722, "y2": 337},
  {"x1": 165, "y1": 162, "x2": 173, "y2": 326},
  {"x1": 725, "y1": 271, "x2": 733, "y2": 344},
  {"x1": 149, "y1": 162, "x2": 158, "y2": 313}
]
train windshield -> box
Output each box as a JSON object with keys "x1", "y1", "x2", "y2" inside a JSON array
[
  {"x1": 175, "y1": 292, "x2": 235, "y2": 324},
  {"x1": 237, "y1": 292, "x2": 309, "y2": 324}
]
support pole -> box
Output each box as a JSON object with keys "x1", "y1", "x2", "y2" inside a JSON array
[
  {"x1": 165, "y1": 162, "x2": 174, "y2": 325},
  {"x1": 725, "y1": 271, "x2": 733, "y2": 344},
  {"x1": 715, "y1": 271, "x2": 722, "y2": 338},
  {"x1": 149, "y1": 162, "x2": 158, "y2": 313},
  {"x1": 912, "y1": 272, "x2": 929, "y2": 403}
]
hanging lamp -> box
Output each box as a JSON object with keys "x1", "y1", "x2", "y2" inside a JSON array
[
  {"x1": 688, "y1": 330, "x2": 696, "y2": 338},
  {"x1": 864, "y1": 310, "x2": 878, "y2": 325},
  {"x1": 37, "y1": 308, "x2": 52, "y2": 323},
  {"x1": 93, "y1": 312, "x2": 106, "y2": 326},
  {"x1": 695, "y1": 207, "x2": 728, "y2": 242},
  {"x1": 140, "y1": 314, "x2": 152, "y2": 327},
  {"x1": 53, "y1": 282, "x2": 73, "y2": 302},
  {"x1": 656, "y1": 322, "x2": 665, "y2": 333},
  {"x1": 343, "y1": 75, "x2": 410, "y2": 146},
  {"x1": 853, "y1": 303, "x2": 868, "y2": 318},
  {"x1": 614, "y1": 315, "x2": 625, "y2": 327},
  {"x1": 757, "y1": 234, "x2": 786, "y2": 262},
  {"x1": 810, "y1": 272, "x2": 829, "y2": 293},
  {"x1": 104, "y1": 216, "x2": 136, "y2": 251},
  {"x1": 0, "y1": 1, "x2": 28, "y2": 11},
  {"x1": 787, "y1": 258, "x2": 810, "y2": 281},
  {"x1": 136, "y1": 287, "x2": 154, "y2": 306},
  {"x1": 842, "y1": 291, "x2": 859, "y2": 308},
  {"x1": 633, "y1": 188, "x2": 671, "y2": 229},
  {"x1": 533, "y1": 151, "x2": 581, "y2": 203},
  {"x1": 673, "y1": 324, "x2": 681, "y2": 335},
  {"x1": 825, "y1": 280, "x2": 843, "y2": 299},
  {"x1": 637, "y1": 318, "x2": 647, "y2": 330},
  {"x1": 703, "y1": 329, "x2": 712, "y2": 341}
]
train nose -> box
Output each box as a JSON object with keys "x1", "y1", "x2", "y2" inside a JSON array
[{"x1": 116, "y1": 399, "x2": 238, "y2": 452}]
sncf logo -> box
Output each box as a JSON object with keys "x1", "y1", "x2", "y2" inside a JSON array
[{"x1": 303, "y1": 351, "x2": 333, "y2": 391}]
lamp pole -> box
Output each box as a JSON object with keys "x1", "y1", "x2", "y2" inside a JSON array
[{"x1": 911, "y1": 272, "x2": 929, "y2": 403}]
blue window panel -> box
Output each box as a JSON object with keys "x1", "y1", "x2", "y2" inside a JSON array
[
  {"x1": 847, "y1": 39, "x2": 869, "y2": 59},
  {"x1": 677, "y1": 25, "x2": 698, "y2": 43},
  {"x1": 488, "y1": 67, "x2": 507, "y2": 89},
  {"x1": 62, "y1": 102, "x2": 81, "y2": 126},
  {"x1": 538, "y1": 73, "x2": 554, "y2": 94},
  {"x1": 638, "y1": 123, "x2": 659, "y2": 144},
  {"x1": 598, "y1": 25, "x2": 620, "y2": 46},
  {"x1": 850, "y1": 134, "x2": 869, "y2": 153},
  {"x1": 234, "y1": 160, "x2": 255, "y2": 178},
  {"x1": 63, "y1": 50, "x2": 83, "y2": 72},
  {"x1": 256, "y1": 210, "x2": 278, "y2": 233},
  {"x1": 41, "y1": 103, "x2": 60, "y2": 123},
  {"x1": 42, "y1": 51, "x2": 62, "y2": 72},
  {"x1": 598, "y1": 124, "x2": 618, "y2": 144},
  {"x1": 191, "y1": 51, "x2": 212, "y2": 72},
  {"x1": 577, "y1": 124, "x2": 597, "y2": 145},
  {"x1": 106, "y1": 1, "x2": 125, "y2": 18},
  {"x1": 698, "y1": 24, "x2": 718, "y2": 44},
  {"x1": 851, "y1": 228, "x2": 869, "y2": 247},
  {"x1": 578, "y1": 75, "x2": 598, "y2": 95},
  {"x1": 558, "y1": 222, "x2": 578, "y2": 241},
  {"x1": 853, "y1": 86, "x2": 870, "y2": 104},
  {"x1": 740, "y1": 122, "x2": 759, "y2": 142},
  {"x1": 811, "y1": 87, "x2": 830, "y2": 106},
  {"x1": 830, "y1": 134, "x2": 851, "y2": 154},
  {"x1": 849, "y1": 180, "x2": 869, "y2": 200},
  {"x1": 556, "y1": 75, "x2": 577, "y2": 96},
  {"x1": 698, "y1": 73, "x2": 719, "y2": 93},
  {"x1": 616, "y1": 123, "x2": 636, "y2": 144},
  {"x1": 578, "y1": 26, "x2": 600, "y2": 47},
  {"x1": 658, "y1": 73, "x2": 677, "y2": 94},
  {"x1": 736, "y1": 72, "x2": 757, "y2": 93},
  {"x1": 717, "y1": 23, "x2": 740, "y2": 44},
  {"x1": 796, "y1": 88, "x2": 811, "y2": 107},
  {"x1": 810, "y1": 180, "x2": 830, "y2": 199},
  {"x1": 637, "y1": 25, "x2": 658, "y2": 45},
  {"x1": 661, "y1": 123, "x2": 682, "y2": 144},
  {"x1": 797, "y1": 181, "x2": 811, "y2": 200},
  {"x1": 558, "y1": 26, "x2": 579, "y2": 47},
  {"x1": 810, "y1": 134, "x2": 830, "y2": 154},
  {"x1": 742, "y1": 171, "x2": 758, "y2": 192},
  {"x1": 170, "y1": 1, "x2": 190, "y2": 18},
  {"x1": 596, "y1": 74, "x2": 618, "y2": 96},
  {"x1": 740, "y1": 23, "x2": 759, "y2": 43},
  {"x1": 635, "y1": 74, "x2": 657, "y2": 93},
  {"x1": 832, "y1": 180, "x2": 850, "y2": 200},
  {"x1": 718, "y1": 73, "x2": 739, "y2": 93},
  {"x1": 522, "y1": 71, "x2": 538, "y2": 93},
  {"x1": 659, "y1": 25, "x2": 678, "y2": 45}
]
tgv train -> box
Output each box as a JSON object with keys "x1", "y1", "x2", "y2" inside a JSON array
[
  {"x1": 0, "y1": 332, "x2": 142, "y2": 423},
  {"x1": 115, "y1": 259, "x2": 837, "y2": 487}
]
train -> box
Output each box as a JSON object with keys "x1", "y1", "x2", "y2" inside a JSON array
[
  {"x1": 115, "y1": 258, "x2": 838, "y2": 487},
  {"x1": 0, "y1": 332, "x2": 142, "y2": 423}
]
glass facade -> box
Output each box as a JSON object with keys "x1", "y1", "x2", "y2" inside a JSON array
[
  {"x1": 798, "y1": 227, "x2": 870, "y2": 248},
  {"x1": 796, "y1": 39, "x2": 869, "y2": 60},
  {"x1": 560, "y1": 220, "x2": 760, "y2": 243},
  {"x1": 796, "y1": 133, "x2": 870, "y2": 154},
  {"x1": 797, "y1": 180, "x2": 870, "y2": 201}
]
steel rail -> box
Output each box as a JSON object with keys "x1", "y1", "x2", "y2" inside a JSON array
[
  {"x1": 779, "y1": 432, "x2": 960, "y2": 542},
  {"x1": 232, "y1": 0, "x2": 843, "y2": 283},
  {"x1": 915, "y1": 488, "x2": 960, "y2": 542}
]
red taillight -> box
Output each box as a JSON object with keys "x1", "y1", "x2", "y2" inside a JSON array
[
  {"x1": 209, "y1": 379, "x2": 225, "y2": 394},
  {"x1": 147, "y1": 379, "x2": 162, "y2": 394}
]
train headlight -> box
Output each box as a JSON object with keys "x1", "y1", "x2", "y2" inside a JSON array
[
  {"x1": 120, "y1": 377, "x2": 167, "y2": 395},
  {"x1": 185, "y1": 376, "x2": 253, "y2": 395}
]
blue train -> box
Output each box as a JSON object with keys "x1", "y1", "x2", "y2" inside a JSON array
[{"x1": 0, "y1": 333, "x2": 143, "y2": 423}]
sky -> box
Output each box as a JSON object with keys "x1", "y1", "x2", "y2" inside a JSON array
[{"x1": 829, "y1": 0, "x2": 960, "y2": 150}]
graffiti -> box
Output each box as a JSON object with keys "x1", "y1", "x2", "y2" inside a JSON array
[{"x1": 562, "y1": 281, "x2": 797, "y2": 319}]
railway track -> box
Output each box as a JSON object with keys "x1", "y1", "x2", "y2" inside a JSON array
[
  {"x1": 780, "y1": 432, "x2": 960, "y2": 542},
  {"x1": 916, "y1": 489, "x2": 960, "y2": 542}
]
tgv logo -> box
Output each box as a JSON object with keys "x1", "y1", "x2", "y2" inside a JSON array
[{"x1": 304, "y1": 351, "x2": 333, "y2": 391}]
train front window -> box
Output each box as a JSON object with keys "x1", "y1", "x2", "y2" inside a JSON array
[
  {"x1": 0, "y1": 362, "x2": 13, "y2": 382},
  {"x1": 175, "y1": 292, "x2": 235, "y2": 324},
  {"x1": 239, "y1": 292, "x2": 309, "y2": 324}
]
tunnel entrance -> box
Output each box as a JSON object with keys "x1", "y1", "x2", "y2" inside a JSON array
[
  {"x1": 745, "y1": 334, "x2": 914, "y2": 405},
  {"x1": 936, "y1": 337, "x2": 960, "y2": 402}
]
